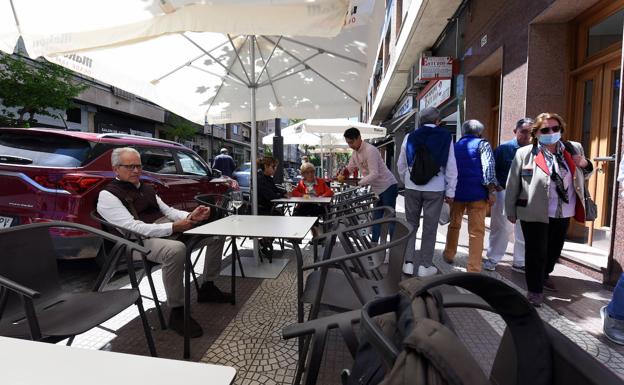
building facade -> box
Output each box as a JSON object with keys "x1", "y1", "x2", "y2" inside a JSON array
[{"x1": 365, "y1": 0, "x2": 624, "y2": 285}]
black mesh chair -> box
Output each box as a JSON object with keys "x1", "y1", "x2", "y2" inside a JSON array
[
  {"x1": 90, "y1": 211, "x2": 167, "y2": 330},
  {"x1": 289, "y1": 217, "x2": 413, "y2": 385},
  {"x1": 0, "y1": 221, "x2": 156, "y2": 356}
]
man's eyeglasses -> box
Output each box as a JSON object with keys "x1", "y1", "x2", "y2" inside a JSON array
[
  {"x1": 118, "y1": 164, "x2": 143, "y2": 171},
  {"x1": 539, "y1": 125, "x2": 562, "y2": 134}
]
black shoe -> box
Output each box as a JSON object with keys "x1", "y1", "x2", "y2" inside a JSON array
[
  {"x1": 197, "y1": 282, "x2": 233, "y2": 303},
  {"x1": 168, "y1": 307, "x2": 203, "y2": 338}
]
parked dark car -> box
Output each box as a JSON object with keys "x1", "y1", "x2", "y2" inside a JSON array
[
  {"x1": 232, "y1": 162, "x2": 251, "y2": 193},
  {"x1": 0, "y1": 128, "x2": 239, "y2": 260}
]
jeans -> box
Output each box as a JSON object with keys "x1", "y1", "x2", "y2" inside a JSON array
[
  {"x1": 372, "y1": 183, "x2": 398, "y2": 242},
  {"x1": 608, "y1": 273, "x2": 624, "y2": 320}
]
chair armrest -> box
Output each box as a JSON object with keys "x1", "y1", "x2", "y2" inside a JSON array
[
  {"x1": 282, "y1": 309, "x2": 361, "y2": 339},
  {"x1": 11, "y1": 221, "x2": 151, "y2": 257},
  {"x1": 323, "y1": 205, "x2": 395, "y2": 226},
  {"x1": 0, "y1": 274, "x2": 40, "y2": 298},
  {"x1": 303, "y1": 218, "x2": 411, "y2": 271},
  {"x1": 90, "y1": 211, "x2": 148, "y2": 242}
]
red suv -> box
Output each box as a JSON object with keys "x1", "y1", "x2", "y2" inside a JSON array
[{"x1": 0, "y1": 128, "x2": 239, "y2": 260}]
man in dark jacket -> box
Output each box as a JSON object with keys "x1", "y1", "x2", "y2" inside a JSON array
[
  {"x1": 483, "y1": 118, "x2": 533, "y2": 272},
  {"x1": 212, "y1": 148, "x2": 236, "y2": 177},
  {"x1": 97, "y1": 147, "x2": 228, "y2": 339}
]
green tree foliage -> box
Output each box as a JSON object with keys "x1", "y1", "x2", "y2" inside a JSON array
[
  {"x1": 0, "y1": 54, "x2": 87, "y2": 127},
  {"x1": 163, "y1": 114, "x2": 199, "y2": 142}
]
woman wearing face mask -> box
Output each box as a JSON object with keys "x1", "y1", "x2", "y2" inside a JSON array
[{"x1": 505, "y1": 113, "x2": 593, "y2": 307}]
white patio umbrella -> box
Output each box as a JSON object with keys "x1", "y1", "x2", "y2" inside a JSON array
[
  {"x1": 2, "y1": 0, "x2": 383, "y2": 217},
  {"x1": 0, "y1": 0, "x2": 352, "y2": 56},
  {"x1": 262, "y1": 118, "x2": 386, "y2": 174}
]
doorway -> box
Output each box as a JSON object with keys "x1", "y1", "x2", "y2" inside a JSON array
[{"x1": 569, "y1": 58, "x2": 620, "y2": 249}]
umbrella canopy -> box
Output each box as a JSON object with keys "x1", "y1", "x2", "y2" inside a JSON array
[
  {"x1": 3, "y1": 0, "x2": 384, "y2": 217},
  {"x1": 1, "y1": 0, "x2": 352, "y2": 57},
  {"x1": 262, "y1": 119, "x2": 386, "y2": 146}
]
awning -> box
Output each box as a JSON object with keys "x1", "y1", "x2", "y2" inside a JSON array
[{"x1": 385, "y1": 109, "x2": 417, "y2": 134}]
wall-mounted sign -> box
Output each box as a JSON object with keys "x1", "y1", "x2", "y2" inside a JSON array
[
  {"x1": 480, "y1": 34, "x2": 487, "y2": 47},
  {"x1": 393, "y1": 94, "x2": 413, "y2": 118},
  {"x1": 419, "y1": 56, "x2": 453, "y2": 81},
  {"x1": 419, "y1": 79, "x2": 452, "y2": 110}
]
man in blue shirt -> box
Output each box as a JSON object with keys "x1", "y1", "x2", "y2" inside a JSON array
[
  {"x1": 483, "y1": 118, "x2": 533, "y2": 272},
  {"x1": 212, "y1": 148, "x2": 236, "y2": 177}
]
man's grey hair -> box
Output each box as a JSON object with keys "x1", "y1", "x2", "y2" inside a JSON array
[
  {"x1": 462, "y1": 119, "x2": 485, "y2": 136},
  {"x1": 111, "y1": 147, "x2": 140, "y2": 167},
  {"x1": 418, "y1": 107, "x2": 440, "y2": 126},
  {"x1": 220, "y1": 148, "x2": 228, "y2": 154}
]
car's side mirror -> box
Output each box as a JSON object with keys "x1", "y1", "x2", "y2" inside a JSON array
[{"x1": 212, "y1": 169, "x2": 222, "y2": 178}]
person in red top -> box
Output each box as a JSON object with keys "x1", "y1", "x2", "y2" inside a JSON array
[{"x1": 292, "y1": 162, "x2": 333, "y2": 235}]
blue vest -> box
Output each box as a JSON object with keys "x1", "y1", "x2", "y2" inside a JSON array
[{"x1": 455, "y1": 135, "x2": 487, "y2": 202}]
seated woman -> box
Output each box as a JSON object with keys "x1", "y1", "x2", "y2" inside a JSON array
[
  {"x1": 257, "y1": 156, "x2": 289, "y2": 254},
  {"x1": 292, "y1": 162, "x2": 333, "y2": 235}
]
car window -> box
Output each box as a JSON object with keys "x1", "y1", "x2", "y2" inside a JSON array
[
  {"x1": 236, "y1": 163, "x2": 251, "y2": 172},
  {"x1": 177, "y1": 151, "x2": 208, "y2": 176},
  {"x1": 0, "y1": 131, "x2": 92, "y2": 167},
  {"x1": 138, "y1": 147, "x2": 177, "y2": 174}
]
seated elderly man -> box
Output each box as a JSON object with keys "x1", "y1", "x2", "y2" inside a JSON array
[{"x1": 97, "y1": 147, "x2": 228, "y2": 338}]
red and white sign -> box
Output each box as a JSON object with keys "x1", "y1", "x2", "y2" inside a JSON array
[
  {"x1": 419, "y1": 56, "x2": 453, "y2": 81},
  {"x1": 419, "y1": 80, "x2": 452, "y2": 110}
]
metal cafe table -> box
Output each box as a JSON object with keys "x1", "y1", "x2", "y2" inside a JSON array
[
  {"x1": 183, "y1": 215, "x2": 317, "y2": 358},
  {"x1": 0, "y1": 336, "x2": 236, "y2": 385},
  {"x1": 272, "y1": 196, "x2": 332, "y2": 216}
]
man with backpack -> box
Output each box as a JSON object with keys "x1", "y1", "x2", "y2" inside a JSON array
[{"x1": 397, "y1": 107, "x2": 457, "y2": 277}]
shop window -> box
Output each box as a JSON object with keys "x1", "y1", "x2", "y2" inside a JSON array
[
  {"x1": 587, "y1": 8, "x2": 624, "y2": 57},
  {"x1": 66, "y1": 107, "x2": 81, "y2": 124}
]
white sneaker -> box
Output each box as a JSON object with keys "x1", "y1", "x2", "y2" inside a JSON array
[
  {"x1": 402, "y1": 262, "x2": 414, "y2": 275},
  {"x1": 418, "y1": 265, "x2": 438, "y2": 277}
]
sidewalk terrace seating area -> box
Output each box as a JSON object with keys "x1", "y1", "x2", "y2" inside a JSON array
[{"x1": 1, "y1": 189, "x2": 624, "y2": 385}]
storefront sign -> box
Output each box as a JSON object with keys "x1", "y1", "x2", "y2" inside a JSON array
[
  {"x1": 419, "y1": 79, "x2": 452, "y2": 110},
  {"x1": 419, "y1": 56, "x2": 453, "y2": 80},
  {"x1": 393, "y1": 95, "x2": 413, "y2": 118}
]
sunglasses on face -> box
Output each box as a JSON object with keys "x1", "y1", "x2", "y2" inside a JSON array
[{"x1": 539, "y1": 125, "x2": 561, "y2": 134}]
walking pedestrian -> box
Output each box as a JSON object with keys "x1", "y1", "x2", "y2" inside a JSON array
[
  {"x1": 443, "y1": 120, "x2": 498, "y2": 273},
  {"x1": 505, "y1": 113, "x2": 592, "y2": 306},
  {"x1": 483, "y1": 118, "x2": 533, "y2": 272},
  {"x1": 397, "y1": 107, "x2": 457, "y2": 277},
  {"x1": 212, "y1": 148, "x2": 236, "y2": 177},
  {"x1": 344, "y1": 127, "x2": 398, "y2": 244}
]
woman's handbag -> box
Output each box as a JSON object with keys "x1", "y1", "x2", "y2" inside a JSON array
[{"x1": 584, "y1": 188, "x2": 598, "y2": 221}]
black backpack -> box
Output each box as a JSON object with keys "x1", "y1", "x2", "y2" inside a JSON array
[
  {"x1": 409, "y1": 139, "x2": 440, "y2": 185},
  {"x1": 347, "y1": 273, "x2": 553, "y2": 385}
]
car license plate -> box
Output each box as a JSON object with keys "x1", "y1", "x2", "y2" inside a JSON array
[{"x1": 0, "y1": 216, "x2": 13, "y2": 228}]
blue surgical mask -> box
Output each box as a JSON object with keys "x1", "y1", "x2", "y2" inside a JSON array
[{"x1": 538, "y1": 132, "x2": 561, "y2": 145}]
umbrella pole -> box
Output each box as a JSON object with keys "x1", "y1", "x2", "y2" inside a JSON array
[{"x1": 250, "y1": 36, "x2": 261, "y2": 264}]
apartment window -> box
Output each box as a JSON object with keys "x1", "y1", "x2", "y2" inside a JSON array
[{"x1": 395, "y1": 0, "x2": 403, "y2": 34}]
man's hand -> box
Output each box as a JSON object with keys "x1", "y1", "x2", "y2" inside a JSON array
[
  {"x1": 172, "y1": 218, "x2": 196, "y2": 233},
  {"x1": 507, "y1": 216, "x2": 516, "y2": 224},
  {"x1": 444, "y1": 196, "x2": 454, "y2": 204},
  {"x1": 285, "y1": 192, "x2": 292, "y2": 198},
  {"x1": 189, "y1": 205, "x2": 211, "y2": 222},
  {"x1": 487, "y1": 192, "x2": 496, "y2": 206}
]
